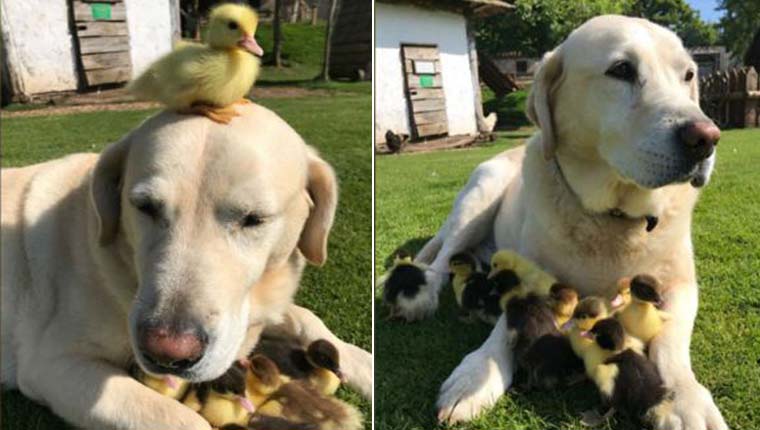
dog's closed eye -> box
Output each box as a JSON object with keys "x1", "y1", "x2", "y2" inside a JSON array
[
  {"x1": 605, "y1": 60, "x2": 637, "y2": 82},
  {"x1": 240, "y1": 213, "x2": 263, "y2": 228},
  {"x1": 130, "y1": 196, "x2": 163, "y2": 220}
]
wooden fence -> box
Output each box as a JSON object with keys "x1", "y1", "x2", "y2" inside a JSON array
[{"x1": 700, "y1": 66, "x2": 759, "y2": 128}]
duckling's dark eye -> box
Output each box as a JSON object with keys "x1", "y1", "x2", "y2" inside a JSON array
[
  {"x1": 241, "y1": 213, "x2": 263, "y2": 228},
  {"x1": 684, "y1": 70, "x2": 695, "y2": 82},
  {"x1": 605, "y1": 60, "x2": 637, "y2": 82},
  {"x1": 228, "y1": 21, "x2": 238, "y2": 30}
]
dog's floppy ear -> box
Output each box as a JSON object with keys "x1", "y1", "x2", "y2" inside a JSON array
[
  {"x1": 298, "y1": 148, "x2": 338, "y2": 266},
  {"x1": 90, "y1": 137, "x2": 130, "y2": 246},
  {"x1": 527, "y1": 49, "x2": 564, "y2": 160}
]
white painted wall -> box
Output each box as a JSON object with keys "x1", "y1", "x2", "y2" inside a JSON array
[
  {"x1": 0, "y1": 0, "x2": 79, "y2": 95},
  {"x1": 125, "y1": 0, "x2": 176, "y2": 77},
  {"x1": 0, "y1": 0, "x2": 177, "y2": 97},
  {"x1": 375, "y1": 3, "x2": 478, "y2": 137}
]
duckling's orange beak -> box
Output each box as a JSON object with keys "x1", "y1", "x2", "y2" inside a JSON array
[{"x1": 238, "y1": 34, "x2": 263, "y2": 57}]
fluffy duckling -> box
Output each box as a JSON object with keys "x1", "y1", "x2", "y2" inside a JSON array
[
  {"x1": 506, "y1": 284, "x2": 584, "y2": 389},
  {"x1": 379, "y1": 251, "x2": 429, "y2": 321},
  {"x1": 546, "y1": 283, "x2": 579, "y2": 328},
  {"x1": 245, "y1": 354, "x2": 286, "y2": 408},
  {"x1": 130, "y1": 363, "x2": 189, "y2": 400},
  {"x1": 255, "y1": 380, "x2": 363, "y2": 430},
  {"x1": 128, "y1": 3, "x2": 263, "y2": 124},
  {"x1": 607, "y1": 277, "x2": 632, "y2": 314},
  {"x1": 186, "y1": 362, "x2": 256, "y2": 428},
  {"x1": 449, "y1": 252, "x2": 489, "y2": 322},
  {"x1": 581, "y1": 318, "x2": 674, "y2": 428},
  {"x1": 489, "y1": 250, "x2": 557, "y2": 296},
  {"x1": 481, "y1": 267, "x2": 522, "y2": 324},
  {"x1": 566, "y1": 297, "x2": 610, "y2": 359},
  {"x1": 305, "y1": 340, "x2": 343, "y2": 396},
  {"x1": 615, "y1": 274, "x2": 671, "y2": 344}
]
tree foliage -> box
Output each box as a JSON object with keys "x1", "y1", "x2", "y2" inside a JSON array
[
  {"x1": 476, "y1": 0, "x2": 719, "y2": 57},
  {"x1": 717, "y1": 0, "x2": 760, "y2": 58}
]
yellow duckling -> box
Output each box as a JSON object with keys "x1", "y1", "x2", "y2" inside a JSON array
[
  {"x1": 305, "y1": 340, "x2": 344, "y2": 396},
  {"x1": 615, "y1": 274, "x2": 671, "y2": 344},
  {"x1": 566, "y1": 296, "x2": 609, "y2": 359},
  {"x1": 608, "y1": 277, "x2": 632, "y2": 314},
  {"x1": 580, "y1": 318, "x2": 669, "y2": 428},
  {"x1": 449, "y1": 252, "x2": 489, "y2": 322},
  {"x1": 245, "y1": 354, "x2": 286, "y2": 408},
  {"x1": 546, "y1": 283, "x2": 579, "y2": 328},
  {"x1": 127, "y1": 3, "x2": 263, "y2": 124},
  {"x1": 184, "y1": 362, "x2": 255, "y2": 428},
  {"x1": 130, "y1": 364, "x2": 189, "y2": 400},
  {"x1": 489, "y1": 250, "x2": 557, "y2": 297}
]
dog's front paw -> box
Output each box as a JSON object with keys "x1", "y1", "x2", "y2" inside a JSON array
[
  {"x1": 435, "y1": 346, "x2": 510, "y2": 424},
  {"x1": 393, "y1": 270, "x2": 442, "y2": 322},
  {"x1": 665, "y1": 379, "x2": 726, "y2": 430},
  {"x1": 341, "y1": 343, "x2": 373, "y2": 400}
]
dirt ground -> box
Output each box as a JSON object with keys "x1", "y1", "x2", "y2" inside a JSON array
[{"x1": 1, "y1": 86, "x2": 332, "y2": 118}]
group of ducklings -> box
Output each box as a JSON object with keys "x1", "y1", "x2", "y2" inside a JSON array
[
  {"x1": 131, "y1": 339, "x2": 362, "y2": 430},
  {"x1": 483, "y1": 253, "x2": 674, "y2": 428},
  {"x1": 380, "y1": 248, "x2": 674, "y2": 427}
]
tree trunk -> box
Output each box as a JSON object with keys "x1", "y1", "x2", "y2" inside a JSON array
[
  {"x1": 290, "y1": 0, "x2": 300, "y2": 23},
  {"x1": 319, "y1": 0, "x2": 338, "y2": 81},
  {"x1": 192, "y1": 0, "x2": 201, "y2": 40},
  {"x1": 311, "y1": 6, "x2": 318, "y2": 25},
  {"x1": 273, "y1": 0, "x2": 283, "y2": 67}
]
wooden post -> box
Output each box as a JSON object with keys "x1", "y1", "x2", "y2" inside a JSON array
[
  {"x1": 273, "y1": 0, "x2": 283, "y2": 68},
  {"x1": 465, "y1": 16, "x2": 489, "y2": 134},
  {"x1": 744, "y1": 67, "x2": 758, "y2": 127},
  {"x1": 311, "y1": 3, "x2": 319, "y2": 25},
  {"x1": 319, "y1": 0, "x2": 338, "y2": 81},
  {"x1": 290, "y1": 0, "x2": 300, "y2": 23}
]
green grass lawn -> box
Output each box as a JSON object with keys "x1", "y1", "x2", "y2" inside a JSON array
[
  {"x1": 375, "y1": 128, "x2": 760, "y2": 430},
  {"x1": 0, "y1": 93, "x2": 372, "y2": 429}
]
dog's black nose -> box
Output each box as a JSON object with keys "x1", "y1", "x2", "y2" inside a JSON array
[
  {"x1": 138, "y1": 322, "x2": 207, "y2": 371},
  {"x1": 678, "y1": 120, "x2": 720, "y2": 161}
]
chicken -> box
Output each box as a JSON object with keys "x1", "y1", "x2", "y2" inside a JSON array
[{"x1": 127, "y1": 3, "x2": 263, "y2": 124}]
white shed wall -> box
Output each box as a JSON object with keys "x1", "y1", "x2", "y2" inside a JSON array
[
  {"x1": 125, "y1": 0, "x2": 175, "y2": 77},
  {"x1": 375, "y1": 3, "x2": 478, "y2": 137},
  {"x1": 0, "y1": 0, "x2": 79, "y2": 95}
]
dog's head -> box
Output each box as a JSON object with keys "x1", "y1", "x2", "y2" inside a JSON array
[
  {"x1": 527, "y1": 15, "x2": 719, "y2": 189},
  {"x1": 90, "y1": 104, "x2": 337, "y2": 381}
]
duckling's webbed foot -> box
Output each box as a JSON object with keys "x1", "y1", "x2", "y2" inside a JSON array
[
  {"x1": 180, "y1": 103, "x2": 240, "y2": 124},
  {"x1": 580, "y1": 407, "x2": 615, "y2": 427},
  {"x1": 234, "y1": 98, "x2": 254, "y2": 105}
]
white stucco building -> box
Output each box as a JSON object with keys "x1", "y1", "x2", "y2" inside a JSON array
[
  {"x1": 375, "y1": 0, "x2": 511, "y2": 142},
  {"x1": 1, "y1": 0, "x2": 179, "y2": 102}
]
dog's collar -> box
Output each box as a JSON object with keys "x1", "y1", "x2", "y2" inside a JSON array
[{"x1": 553, "y1": 158, "x2": 659, "y2": 233}]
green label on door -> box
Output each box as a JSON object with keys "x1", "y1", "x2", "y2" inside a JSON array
[
  {"x1": 91, "y1": 3, "x2": 112, "y2": 20},
  {"x1": 419, "y1": 75, "x2": 434, "y2": 88}
]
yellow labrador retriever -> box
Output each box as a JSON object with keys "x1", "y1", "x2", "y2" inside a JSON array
[
  {"x1": 1, "y1": 104, "x2": 371, "y2": 429},
  {"x1": 401, "y1": 16, "x2": 726, "y2": 430}
]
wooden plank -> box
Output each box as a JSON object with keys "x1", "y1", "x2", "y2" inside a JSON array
[
  {"x1": 411, "y1": 98, "x2": 446, "y2": 113},
  {"x1": 408, "y1": 88, "x2": 444, "y2": 100},
  {"x1": 413, "y1": 110, "x2": 447, "y2": 125},
  {"x1": 85, "y1": 67, "x2": 131, "y2": 86},
  {"x1": 75, "y1": 21, "x2": 128, "y2": 37},
  {"x1": 416, "y1": 123, "x2": 448, "y2": 137},
  {"x1": 406, "y1": 74, "x2": 442, "y2": 89},
  {"x1": 74, "y1": 2, "x2": 127, "y2": 21},
  {"x1": 79, "y1": 36, "x2": 130, "y2": 54},
  {"x1": 402, "y1": 46, "x2": 439, "y2": 61},
  {"x1": 81, "y1": 52, "x2": 131, "y2": 70}
]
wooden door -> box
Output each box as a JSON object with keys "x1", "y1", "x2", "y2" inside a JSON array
[
  {"x1": 401, "y1": 45, "x2": 448, "y2": 139},
  {"x1": 72, "y1": 0, "x2": 132, "y2": 87}
]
